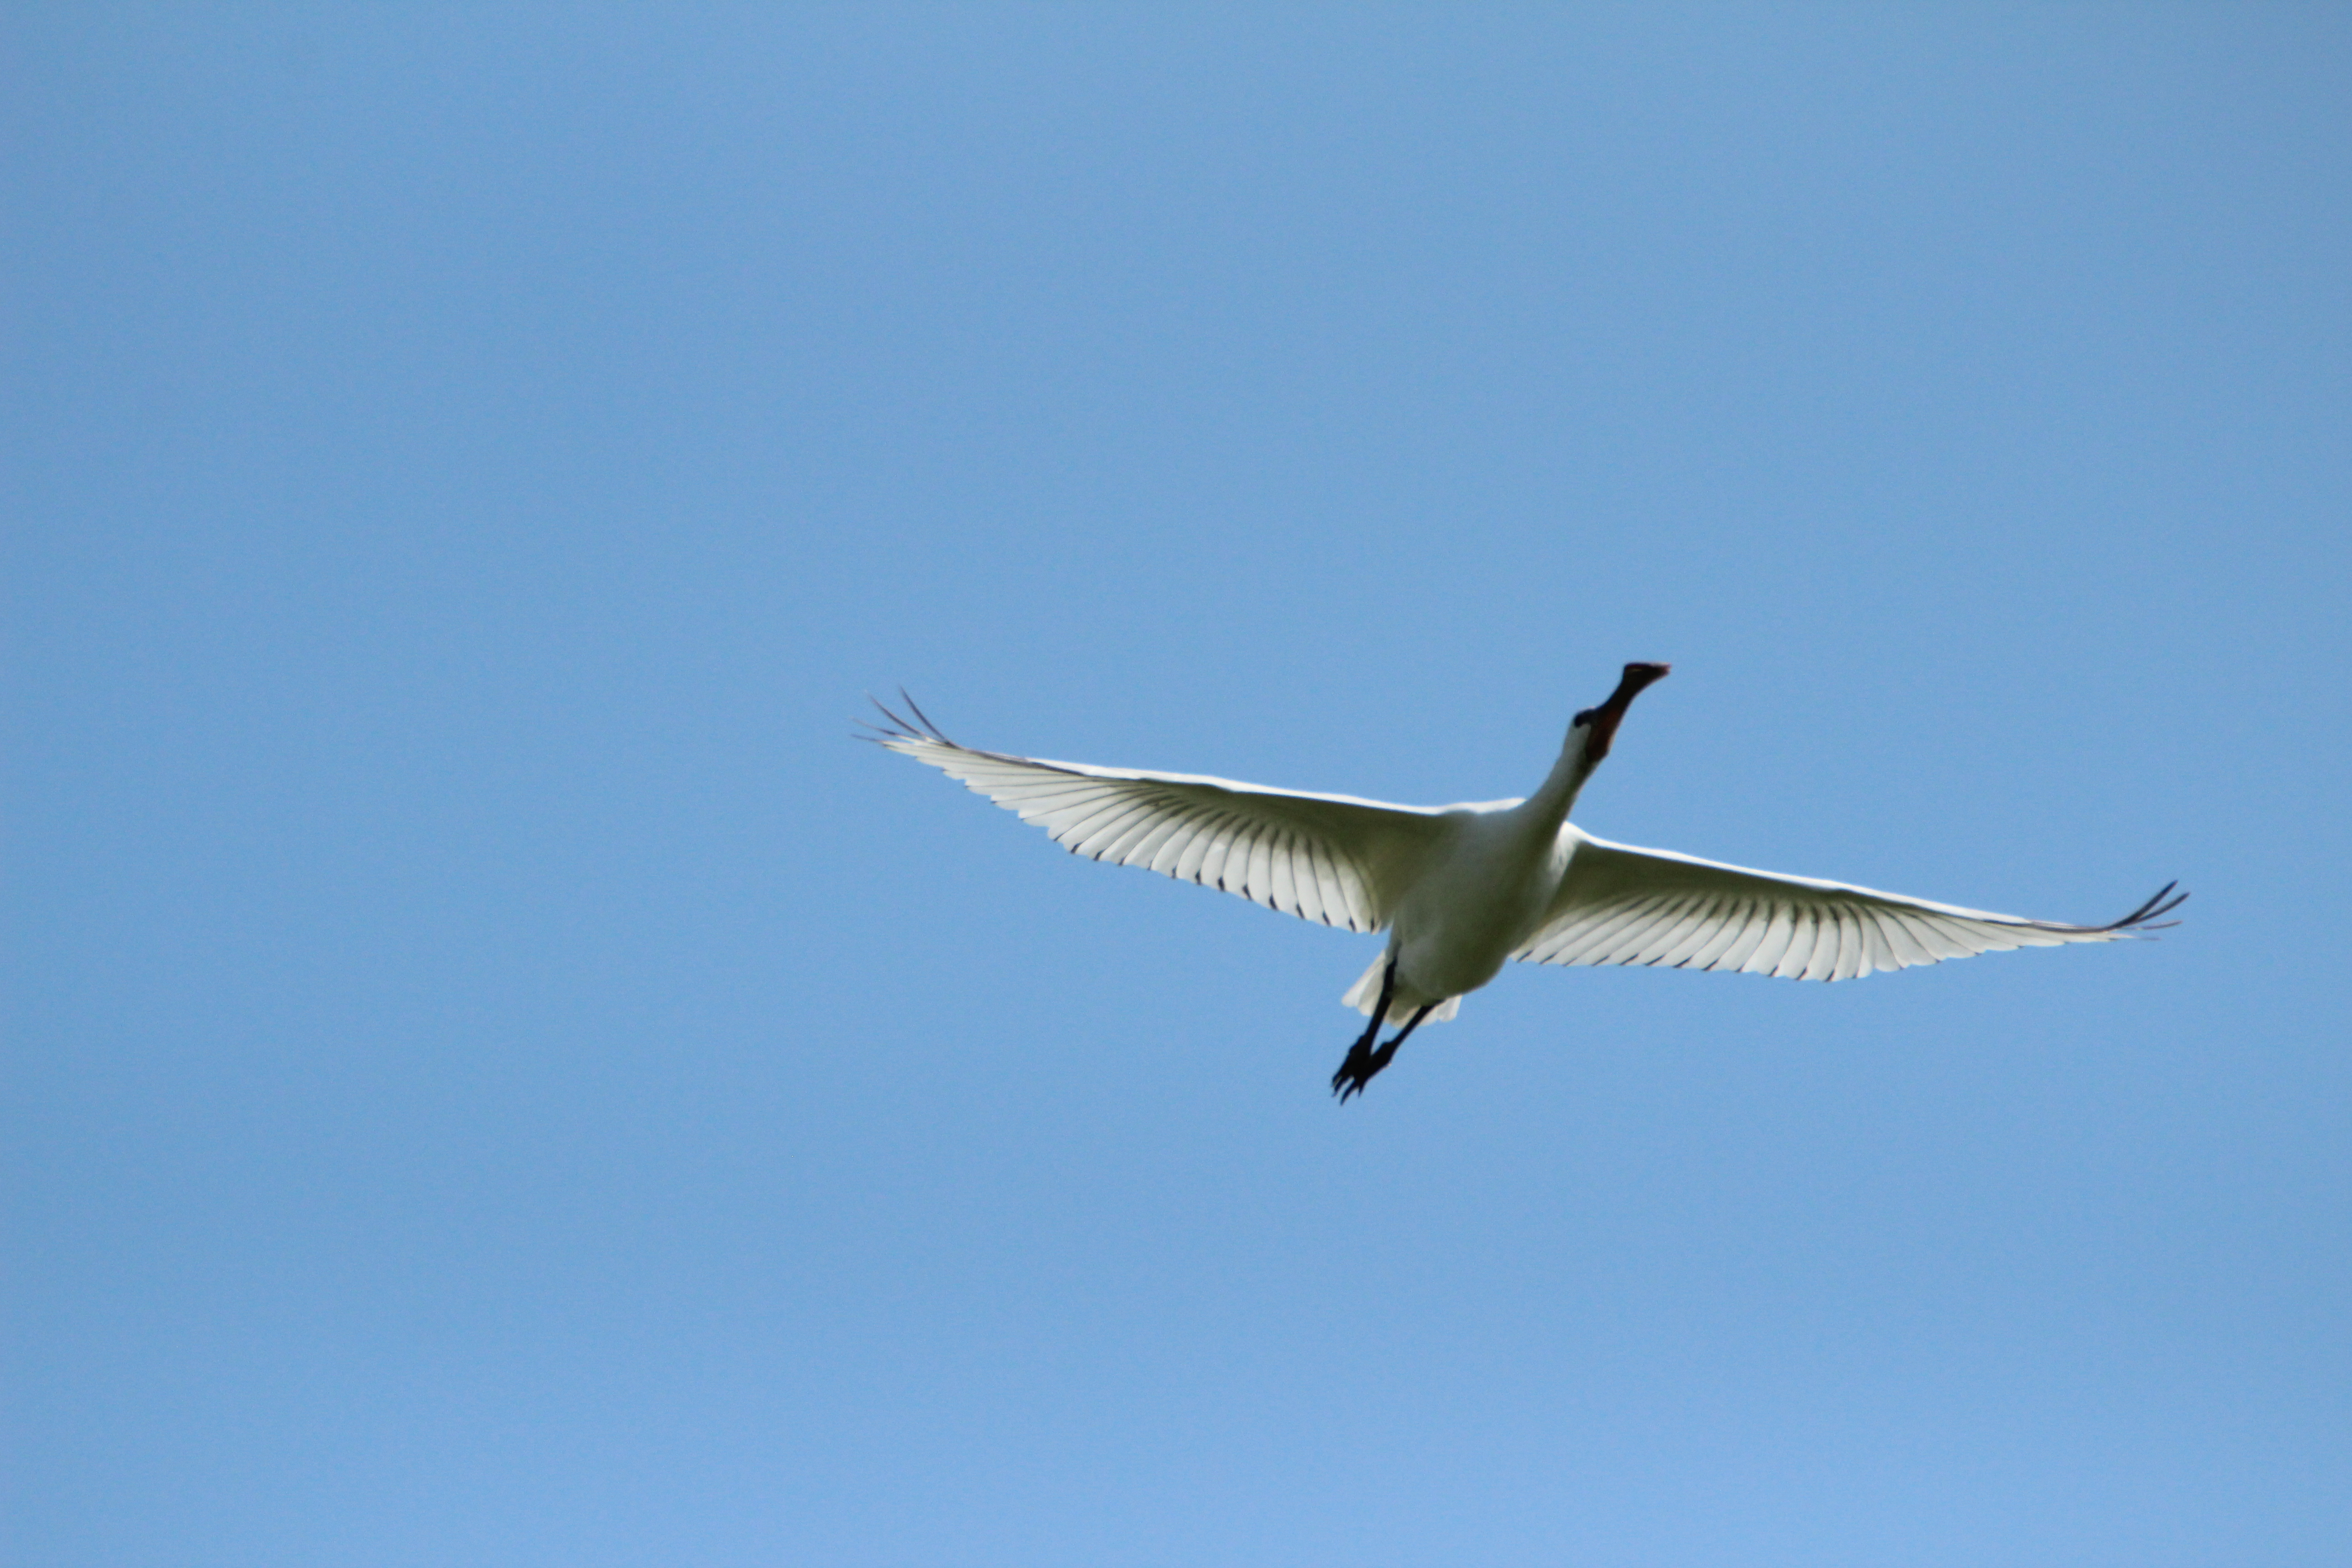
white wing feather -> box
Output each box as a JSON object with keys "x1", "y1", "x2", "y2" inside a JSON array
[
  {"x1": 1515, "y1": 831, "x2": 2184, "y2": 981},
  {"x1": 868, "y1": 699, "x2": 1448, "y2": 933}
]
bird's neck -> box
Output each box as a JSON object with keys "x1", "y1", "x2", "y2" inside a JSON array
[{"x1": 1520, "y1": 729, "x2": 1596, "y2": 835}]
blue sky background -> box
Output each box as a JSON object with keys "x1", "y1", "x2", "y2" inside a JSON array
[{"x1": 7, "y1": 7, "x2": 2349, "y2": 1564}]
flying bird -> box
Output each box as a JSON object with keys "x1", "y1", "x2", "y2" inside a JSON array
[{"x1": 868, "y1": 665, "x2": 2183, "y2": 1101}]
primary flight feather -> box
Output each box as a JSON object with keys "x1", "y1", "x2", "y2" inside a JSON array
[{"x1": 867, "y1": 666, "x2": 2183, "y2": 1100}]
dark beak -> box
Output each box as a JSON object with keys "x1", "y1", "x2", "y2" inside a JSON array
[{"x1": 1578, "y1": 662, "x2": 1671, "y2": 761}]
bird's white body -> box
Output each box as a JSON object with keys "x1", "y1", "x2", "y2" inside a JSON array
[
  {"x1": 869, "y1": 668, "x2": 2180, "y2": 1092},
  {"x1": 1369, "y1": 739, "x2": 1593, "y2": 1015}
]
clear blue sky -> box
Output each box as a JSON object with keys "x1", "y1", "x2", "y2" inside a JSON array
[{"x1": 8, "y1": 7, "x2": 2348, "y2": 1564}]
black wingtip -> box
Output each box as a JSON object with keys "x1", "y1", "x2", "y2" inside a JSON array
[
  {"x1": 897, "y1": 688, "x2": 951, "y2": 742},
  {"x1": 2104, "y1": 881, "x2": 2189, "y2": 934},
  {"x1": 858, "y1": 691, "x2": 956, "y2": 747}
]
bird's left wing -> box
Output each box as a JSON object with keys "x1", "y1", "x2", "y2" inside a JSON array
[
  {"x1": 867, "y1": 698, "x2": 1449, "y2": 933},
  {"x1": 1514, "y1": 831, "x2": 2184, "y2": 981}
]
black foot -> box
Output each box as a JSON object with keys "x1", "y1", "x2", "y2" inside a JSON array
[
  {"x1": 1331, "y1": 1037, "x2": 1401, "y2": 1103},
  {"x1": 1330, "y1": 997, "x2": 1436, "y2": 1104}
]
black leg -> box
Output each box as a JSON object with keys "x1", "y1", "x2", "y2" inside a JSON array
[
  {"x1": 1356, "y1": 1003, "x2": 1436, "y2": 1092},
  {"x1": 1330, "y1": 960, "x2": 1396, "y2": 1102},
  {"x1": 1333, "y1": 977, "x2": 1439, "y2": 1104}
]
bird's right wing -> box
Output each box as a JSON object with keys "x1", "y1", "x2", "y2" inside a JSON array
[
  {"x1": 867, "y1": 698, "x2": 1451, "y2": 933},
  {"x1": 1514, "y1": 831, "x2": 2185, "y2": 981}
]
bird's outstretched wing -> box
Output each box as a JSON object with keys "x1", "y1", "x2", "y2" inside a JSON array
[
  {"x1": 866, "y1": 697, "x2": 1450, "y2": 933},
  {"x1": 1514, "y1": 831, "x2": 2185, "y2": 982}
]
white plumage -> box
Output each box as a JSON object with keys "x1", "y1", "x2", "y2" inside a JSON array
[{"x1": 868, "y1": 666, "x2": 2181, "y2": 1098}]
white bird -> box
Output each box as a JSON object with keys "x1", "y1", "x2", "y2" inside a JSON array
[{"x1": 868, "y1": 666, "x2": 2183, "y2": 1100}]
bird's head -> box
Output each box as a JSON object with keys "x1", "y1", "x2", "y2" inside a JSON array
[{"x1": 1570, "y1": 662, "x2": 1671, "y2": 766}]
